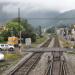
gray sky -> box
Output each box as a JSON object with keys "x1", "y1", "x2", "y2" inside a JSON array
[
  {"x1": 0, "y1": 0, "x2": 75, "y2": 14},
  {"x1": 1, "y1": 0, "x2": 75, "y2": 26}
]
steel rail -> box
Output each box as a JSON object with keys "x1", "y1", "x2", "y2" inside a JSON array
[{"x1": 8, "y1": 38, "x2": 52, "y2": 75}]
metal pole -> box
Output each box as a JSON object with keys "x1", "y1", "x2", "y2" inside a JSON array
[{"x1": 18, "y1": 8, "x2": 22, "y2": 53}]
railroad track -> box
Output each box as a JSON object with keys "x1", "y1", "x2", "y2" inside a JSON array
[
  {"x1": 45, "y1": 36, "x2": 68, "y2": 75},
  {"x1": 51, "y1": 52, "x2": 62, "y2": 75},
  {"x1": 48, "y1": 37, "x2": 62, "y2": 75},
  {"x1": 8, "y1": 38, "x2": 52, "y2": 75}
]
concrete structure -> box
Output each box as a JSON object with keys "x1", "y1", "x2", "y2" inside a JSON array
[
  {"x1": 71, "y1": 28, "x2": 75, "y2": 40},
  {"x1": 24, "y1": 48, "x2": 75, "y2": 52},
  {"x1": 56, "y1": 28, "x2": 64, "y2": 36}
]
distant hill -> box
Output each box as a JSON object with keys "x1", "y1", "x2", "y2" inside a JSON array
[
  {"x1": 1, "y1": 10, "x2": 75, "y2": 28},
  {"x1": 0, "y1": 10, "x2": 60, "y2": 27},
  {"x1": 26, "y1": 11, "x2": 60, "y2": 27},
  {"x1": 28, "y1": 10, "x2": 75, "y2": 27},
  {"x1": 57, "y1": 10, "x2": 75, "y2": 25}
]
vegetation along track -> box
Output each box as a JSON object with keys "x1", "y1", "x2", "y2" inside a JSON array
[
  {"x1": 45, "y1": 36, "x2": 68, "y2": 75},
  {"x1": 8, "y1": 38, "x2": 52, "y2": 75}
]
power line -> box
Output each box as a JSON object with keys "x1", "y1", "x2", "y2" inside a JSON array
[
  {"x1": 4, "y1": 17, "x2": 75, "y2": 20},
  {"x1": 26, "y1": 18, "x2": 75, "y2": 20}
]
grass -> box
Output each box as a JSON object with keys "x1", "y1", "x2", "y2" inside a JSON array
[
  {"x1": 4, "y1": 53, "x2": 21, "y2": 60},
  {"x1": 0, "y1": 61, "x2": 9, "y2": 74},
  {"x1": 63, "y1": 41, "x2": 71, "y2": 48},
  {"x1": 0, "y1": 61, "x2": 9, "y2": 67},
  {"x1": 59, "y1": 36, "x2": 72, "y2": 48},
  {"x1": 0, "y1": 53, "x2": 22, "y2": 74},
  {"x1": 32, "y1": 36, "x2": 46, "y2": 48},
  {"x1": 67, "y1": 51, "x2": 75, "y2": 55},
  {"x1": 36, "y1": 37, "x2": 46, "y2": 44}
]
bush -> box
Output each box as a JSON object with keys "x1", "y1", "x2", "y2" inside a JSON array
[
  {"x1": 30, "y1": 33, "x2": 36, "y2": 42},
  {"x1": 73, "y1": 45, "x2": 75, "y2": 48},
  {"x1": 63, "y1": 41, "x2": 70, "y2": 48},
  {"x1": 0, "y1": 37, "x2": 7, "y2": 43}
]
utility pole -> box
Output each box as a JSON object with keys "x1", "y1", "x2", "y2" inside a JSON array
[
  {"x1": 39, "y1": 25, "x2": 42, "y2": 37},
  {"x1": 18, "y1": 8, "x2": 22, "y2": 53}
]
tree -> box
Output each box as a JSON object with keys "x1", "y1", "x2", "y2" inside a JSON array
[
  {"x1": 0, "y1": 30, "x2": 11, "y2": 41},
  {"x1": 38, "y1": 26, "x2": 42, "y2": 37},
  {"x1": 1, "y1": 18, "x2": 36, "y2": 42},
  {"x1": 6, "y1": 21, "x2": 24, "y2": 35},
  {"x1": 4, "y1": 18, "x2": 33, "y2": 37},
  {"x1": 21, "y1": 19, "x2": 33, "y2": 32},
  {"x1": 21, "y1": 31, "x2": 36, "y2": 42},
  {"x1": 46, "y1": 27, "x2": 55, "y2": 33}
]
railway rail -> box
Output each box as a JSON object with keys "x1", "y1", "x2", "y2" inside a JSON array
[
  {"x1": 45, "y1": 36, "x2": 68, "y2": 75},
  {"x1": 8, "y1": 38, "x2": 52, "y2": 75},
  {"x1": 51, "y1": 36, "x2": 63, "y2": 75}
]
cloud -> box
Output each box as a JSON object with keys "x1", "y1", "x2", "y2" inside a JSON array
[
  {"x1": 0, "y1": 0, "x2": 75, "y2": 14},
  {"x1": 1, "y1": 0, "x2": 75, "y2": 26}
]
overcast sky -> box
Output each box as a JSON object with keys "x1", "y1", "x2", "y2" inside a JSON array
[
  {"x1": 0, "y1": 0, "x2": 75, "y2": 14},
  {"x1": 1, "y1": 0, "x2": 75, "y2": 26}
]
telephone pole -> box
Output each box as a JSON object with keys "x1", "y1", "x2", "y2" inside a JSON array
[{"x1": 18, "y1": 8, "x2": 22, "y2": 53}]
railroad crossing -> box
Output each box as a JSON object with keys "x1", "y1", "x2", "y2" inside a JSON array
[{"x1": 24, "y1": 47, "x2": 75, "y2": 52}]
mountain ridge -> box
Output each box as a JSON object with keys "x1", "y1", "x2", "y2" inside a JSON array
[{"x1": 0, "y1": 10, "x2": 75, "y2": 27}]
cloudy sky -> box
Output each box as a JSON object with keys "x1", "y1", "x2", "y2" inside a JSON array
[
  {"x1": 0, "y1": 0, "x2": 75, "y2": 14},
  {"x1": 1, "y1": 0, "x2": 75, "y2": 26}
]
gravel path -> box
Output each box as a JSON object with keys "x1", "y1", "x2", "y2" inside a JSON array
[
  {"x1": 64, "y1": 53, "x2": 75, "y2": 75},
  {"x1": 28, "y1": 53, "x2": 51, "y2": 75}
]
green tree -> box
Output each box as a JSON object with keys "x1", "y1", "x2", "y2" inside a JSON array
[
  {"x1": 0, "y1": 18, "x2": 36, "y2": 42},
  {"x1": 46, "y1": 27, "x2": 55, "y2": 33},
  {"x1": 0, "y1": 30, "x2": 11, "y2": 41},
  {"x1": 21, "y1": 19, "x2": 33, "y2": 32},
  {"x1": 6, "y1": 21, "x2": 23, "y2": 33}
]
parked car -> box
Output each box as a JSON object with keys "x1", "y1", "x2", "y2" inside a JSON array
[
  {"x1": 0, "y1": 44, "x2": 15, "y2": 51},
  {"x1": 0, "y1": 53, "x2": 4, "y2": 61}
]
